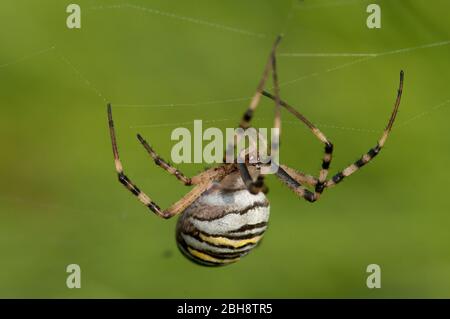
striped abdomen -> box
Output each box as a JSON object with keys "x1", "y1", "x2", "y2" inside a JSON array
[{"x1": 176, "y1": 183, "x2": 270, "y2": 266}]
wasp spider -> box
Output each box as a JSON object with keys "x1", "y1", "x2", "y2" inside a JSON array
[{"x1": 107, "y1": 36, "x2": 404, "y2": 266}]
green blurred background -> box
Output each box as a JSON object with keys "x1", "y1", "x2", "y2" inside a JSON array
[{"x1": 0, "y1": 0, "x2": 449, "y2": 298}]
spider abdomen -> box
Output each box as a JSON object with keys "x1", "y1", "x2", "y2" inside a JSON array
[{"x1": 176, "y1": 184, "x2": 270, "y2": 266}]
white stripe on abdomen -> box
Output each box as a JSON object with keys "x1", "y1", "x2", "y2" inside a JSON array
[{"x1": 189, "y1": 205, "x2": 270, "y2": 235}]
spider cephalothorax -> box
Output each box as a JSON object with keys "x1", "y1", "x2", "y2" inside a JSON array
[{"x1": 107, "y1": 35, "x2": 404, "y2": 266}]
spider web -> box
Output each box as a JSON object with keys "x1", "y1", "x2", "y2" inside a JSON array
[
  {"x1": 2, "y1": 1, "x2": 449, "y2": 133},
  {"x1": 83, "y1": 1, "x2": 450, "y2": 133}
]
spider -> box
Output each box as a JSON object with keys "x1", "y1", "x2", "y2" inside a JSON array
[{"x1": 107, "y1": 36, "x2": 404, "y2": 266}]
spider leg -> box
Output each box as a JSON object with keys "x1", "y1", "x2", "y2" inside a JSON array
[
  {"x1": 326, "y1": 70, "x2": 404, "y2": 188},
  {"x1": 137, "y1": 132, "x2": 233, "y2": 186},
  {"x1": 258, "y1": 162, "x2": 319, "y2": 187},
  {"x1": 236, "y1": 35, "x2": 283, "y2": 194},
  {"x1": 274, "y1": 71, "x2": 404, "y2": 202},
  {"x1": 239, "y1": 35, "x2": 283, "y2": 130},
  {"x1": 262, "y1": 90, "x2": 333, "y2": 198},
  {"x1": 137, "y1": 134, "x2": 193, "y2": 185},
  {"x1": 279, "y1": 164, "x2": 319, "y2": 187},
  {"x1": 276, "y1": 166, "x2": 318, "y2": 202},
  {"x1": 107, "y1": 104, "x2": 231, "y2": 218}
]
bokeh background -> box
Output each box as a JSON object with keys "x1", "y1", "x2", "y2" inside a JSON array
[{"x1": 1, "y1": 0, "x2": 449, "y2": 298}]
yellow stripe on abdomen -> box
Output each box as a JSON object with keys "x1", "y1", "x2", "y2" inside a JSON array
[
  {"x1": 187, "y1": 247, "x2": 240, "y2": 264},
  {"x1": 199, "y1": 233, "x2": 262, "y2": 248}
]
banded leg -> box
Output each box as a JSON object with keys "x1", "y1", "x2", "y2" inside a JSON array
[
  {"x1": 225, "y1": 36, "x2": 282, "y2": 162},
  {"x1": 238, "y1": 164, "x2": 267, "y2": 194},
  {"x1": 237, "y1": 35, "x2": 282, "y2": 194},
  {"x1": 276, "y1": 166, "x2": 318, "y2": 202},
  {"x1": 276, "y1": 70, "x2": 404, "y2": 203},
  {"x1": 225, "y1": 36, "x2": 281, "y2": 163},
  {"x1": 326, "y1": 70, "x2": 404, "y2": 188},
  {"x1": 137, "y1": 134, "x2": 192, "y2": 186},
  {"x1": 138, "y1": 133, "x2": 227, "y2": 186},
  {"x1": 239, "y1": 35, "x2": 282, "y2": 130},
  {"x1": 108, "y1": 104, "x2": 230, "y2": 218},
  {"x1": 279, "y1": 164, "x2": 319, "y2": 188},
  {"x1": 262, "y1": 90, "x2": 333, "y2": 198}
]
